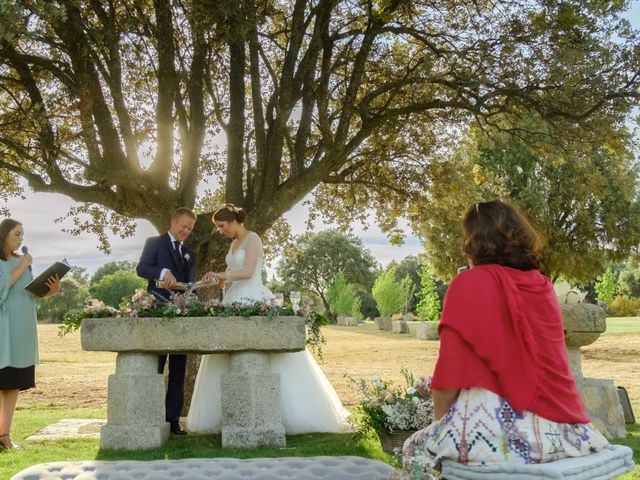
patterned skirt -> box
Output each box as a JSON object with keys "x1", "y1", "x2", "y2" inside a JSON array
[{"x1": 402, "y1": 388, "x2": 609, "y2": 477}]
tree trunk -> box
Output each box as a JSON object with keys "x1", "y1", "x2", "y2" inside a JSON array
[{"x1": 180, "y1": 226, "x2": 230, "y2": 416}]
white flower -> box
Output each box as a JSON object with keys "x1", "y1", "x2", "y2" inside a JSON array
[
  {"x1": 406, "y1": 386, "x2": 417, "y2": 395},
  {"x1": 411, "y1": 396, "x2": 420, "y2": 405},
  {"x1": 372, "y1": 377, "x2": 384, "y2": 389},
  {"x1": 184, "y1": 253, "x2": 191, "y2": 263}
]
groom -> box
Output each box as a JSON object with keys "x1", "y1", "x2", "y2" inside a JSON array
[{"x1": 136, "y1": 207, "x2": 197, "y2": 435}]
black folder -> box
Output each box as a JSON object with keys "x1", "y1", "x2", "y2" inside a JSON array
[{"x1": 24, "y1": 259, "x2": 71, "y2": 297}]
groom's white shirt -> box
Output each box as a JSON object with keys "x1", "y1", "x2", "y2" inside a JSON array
[{"x1": 160, "y1": 231, "x2": 183, "y2": 280}]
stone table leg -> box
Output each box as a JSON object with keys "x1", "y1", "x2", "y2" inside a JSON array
[
  {"x1": 221, "y1": 352, "x2": 285, "y2": 448},
  {"x1": 100, "y1": 353, "x2": 169, "y2": 450}
]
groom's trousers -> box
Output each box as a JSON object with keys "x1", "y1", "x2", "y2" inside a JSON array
[{"x1": 158, "y1": 354, "x2": 186, "y2": 422}]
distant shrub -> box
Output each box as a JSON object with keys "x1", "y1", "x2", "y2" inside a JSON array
[
  {"x1": 327, "y1": 272, "x2": 361, "y2": 318},
  {"x1": 372, "y1": 267, "x2": 408, "y2": 316},
  {"x1": 416, "y1": 264, "x2": 441, "y2": 321},
  {"x1": 607, "y1": 296, "x2": 640, "y2": 317}
]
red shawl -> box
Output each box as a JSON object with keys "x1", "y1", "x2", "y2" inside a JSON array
[{"x1": 431, "y1": 263, "x2": 589, "y2": 424}]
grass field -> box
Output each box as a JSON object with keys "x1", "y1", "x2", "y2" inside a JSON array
[{"x1": 0, "y1": 319, "x2": 638, "y2": 478}]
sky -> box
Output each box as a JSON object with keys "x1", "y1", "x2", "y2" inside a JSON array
[{"x1": 3, "y1": 2, "x2": 639, "y2": 278}]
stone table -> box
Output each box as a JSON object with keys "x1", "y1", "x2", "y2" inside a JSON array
[
  {"x1": 81, "y1": 316, "x2": 305, "y2": 450},
  {"x1": 561, "y1": 304, "x2": 626, "y2": 439}
]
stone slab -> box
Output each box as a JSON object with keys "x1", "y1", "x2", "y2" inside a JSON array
[
  {"x1": 10, "y1": 457, "x2": 397, "y2": 480},
  {"x1": 26, "y1": 419, "x2": 106, "y2": 442},
  {"x1": 392, "y1": 320, "x2": 409, "y2": 333},
  {"x1": 374, "y1": 316, "x2": 393, "y2": 330},
  {"x1": 416, "y1": 322, "x2": 439, "y2": 340},
  {"x1": 577, "y1": 377, "x2": 626, "y2": 439},
  {"x1": 221, "y1": 373, "x2": 282, "y2": 427},
  {"x1": 81, "y1": 316, "x2": 305, "y2": 353},
  {"x1": 107, "y1": 372, "x2": 166, "y2": 425},
  {"x1": 221, "y1": 424, "x2": 286, "y2": 448},
  {"x1": 100, "y1": 423, "x2": 170, "y2": 450},
  {"x1": 561, "y1": 304, "x2": 607, "y2": 347}
]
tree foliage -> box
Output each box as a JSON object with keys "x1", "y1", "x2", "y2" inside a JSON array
[
  {"x1": 416, "y1": 264, "x2": 441, "y2": 321},
  {"x1": 91, "y1": 269, "x2": 146, "y2": 308},
  {"x1": 326, "y1": 272, "x2": 361, "y2": 318},
  {"x1": 38, "y1": 276, "x2": 89, "y2": 322},
  {"x1": 90, "y1": 260, "x2": 138, "y2": 285},
  {"x1": 617, "y1": 261, "x2": 640, "y2": 298},
  {"x1": 277, "y1": 229, "x2": 378, "y2": 312},
  {"x1": 0, "y1": 0, "x2": 637, "y2": 270},
  {"x1": 594, "y1": 268, "x2": 618, "y2": 305},
  {"x1": 389, "y1": 256, "x2": 421, "y2": 310},
  {"x1": 371, "y1": 266, "x2": 407, "y2": 316},
  {"x1": 416, "y1": 114, "x2": 640, "y2": 282}
]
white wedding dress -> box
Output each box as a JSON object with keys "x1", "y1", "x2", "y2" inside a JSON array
[{"x1": 187, "y1": 231, "x2": 351, "y2": 434}]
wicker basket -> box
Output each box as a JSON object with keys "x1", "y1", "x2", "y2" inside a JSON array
[{"x1": 379, "y1": 429, "x2": 417, "y2": 454}]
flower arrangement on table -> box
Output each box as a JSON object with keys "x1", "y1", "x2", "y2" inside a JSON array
[
  {"x1": 349, "y1": 369, "x2": 434, "y2": 453},
  {"x1": 60, "y1": 289, "x2": 329, "y2": 355}
]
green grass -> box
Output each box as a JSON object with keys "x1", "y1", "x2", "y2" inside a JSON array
[
  {"x1": 613, "y1": 423, "x2": 640, "y2": 479},
  {"x1": 1, "y1": 406, "x2": 638, "y2": 478},
  {"x1": 604, "y1": 317, "x2": 640, "y2": 336},
  {"x1": 0, "y1": 406, "x2": 393, "y2": 479}
]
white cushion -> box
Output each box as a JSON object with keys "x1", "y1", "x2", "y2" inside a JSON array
[
  {"x1": 10, "y1": 456, "x2": 397, "y2": 480},
  {"x1": 441, "y1": 445, "x2": 635, "y2": 480}
]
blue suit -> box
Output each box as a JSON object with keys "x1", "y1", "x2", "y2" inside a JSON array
[{"x1": 136, "y1": 233, "x2": 196, "y2": 423}]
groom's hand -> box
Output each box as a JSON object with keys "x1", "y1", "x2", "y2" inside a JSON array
[{"x1": 163, "y1": 271, "x2": 177, "y2": 289}]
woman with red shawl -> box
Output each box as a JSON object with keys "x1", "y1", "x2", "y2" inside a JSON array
[{"x1": 402, "y1": 200, "x2": 608, "y2": 476}]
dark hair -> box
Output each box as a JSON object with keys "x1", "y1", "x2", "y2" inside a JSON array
[
  {"x1": 0, "y1": 219, "x2": 22, "y2": 261},
  {"x1": 462, "y1": 200, "x2": 543, "y2": 271},
  {"x1": 212, "y1": 203, "x2": 246, "y2": 224},
  {"x1": 172, "y1": 207, "x2": 196, "y2": 220}
]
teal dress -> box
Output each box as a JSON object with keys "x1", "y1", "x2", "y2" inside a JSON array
[{"x1": 0, "y1": 257, "x2": 38, "y2": 390}]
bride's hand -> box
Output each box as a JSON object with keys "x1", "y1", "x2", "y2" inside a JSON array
[{"x1": 201, "y1": 272, "x2": 217, "y2": 284}]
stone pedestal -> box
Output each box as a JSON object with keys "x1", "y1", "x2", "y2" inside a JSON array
[
  {"x1": 392, "y1": 320, "x2": 409, "y2": 333},
  {"x1": 101, "y1": 353, "x2": 169, "y2": 450},
  {"x1": 81, "y1": 316, "x2": 305, "y2": 450},
  {"x1": 221, "y1": 352, "x2": 285, "y2": 448},
  {"x1": 374, "y1": 316, "x2": 392, "y2": 330},
  {"x1": 337, "y1": 316, "x2": 358, "y2": 326},
  {"x1": 561, "y1": 304, "x2": 626, "y2": 439},
  {"x1": 416, "y1": 322, "x2": 439, "y2": 340}
]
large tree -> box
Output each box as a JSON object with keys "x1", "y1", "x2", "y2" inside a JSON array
[
  {"x1": 416, "y1": 114, "x2": 640, "y2": 282},
  {"x1": 0, "y1": 0, "x2": 638, "y2": 273}
]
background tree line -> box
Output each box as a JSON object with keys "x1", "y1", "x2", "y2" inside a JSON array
[{"x1": 38, "y1": 261, "x2": 145, "y2": 322}]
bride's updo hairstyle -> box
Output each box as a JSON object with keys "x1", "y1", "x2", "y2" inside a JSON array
[
  {"x1": 462, "y1": 199, "x2": 543, "y2": 271},
  {"x1": 212, "y1": 203, "x2": 247, "y2": 224}
]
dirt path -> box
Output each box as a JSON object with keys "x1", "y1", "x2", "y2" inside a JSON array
[{"x1": 21, "y1": 324, "x2": 640, "y2": 413}]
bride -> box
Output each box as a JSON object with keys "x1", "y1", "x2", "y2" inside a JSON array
[{"x1": 187, "y1": 204, "x2": 351, "y2": 434}]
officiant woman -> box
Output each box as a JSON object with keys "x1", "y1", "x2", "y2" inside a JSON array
[{"x1": 0, "y1": 219, "x2": 60, "y2": 450}]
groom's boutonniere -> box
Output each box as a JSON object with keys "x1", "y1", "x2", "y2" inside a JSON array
[{"x1": 183, "y1": 253, "x2": 191, "y2": 263}]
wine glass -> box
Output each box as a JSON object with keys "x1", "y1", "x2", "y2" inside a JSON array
[
  {"x1": 274, "y1": 293, "x2": 284, "y2": 307},
  {"x1": 289, "y1": 291, "x2": 301, "y2": 314}
]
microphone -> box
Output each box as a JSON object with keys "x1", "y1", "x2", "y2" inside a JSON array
[{"x1": 21, "y1": 245, "x2": 32, "y2": 272}]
